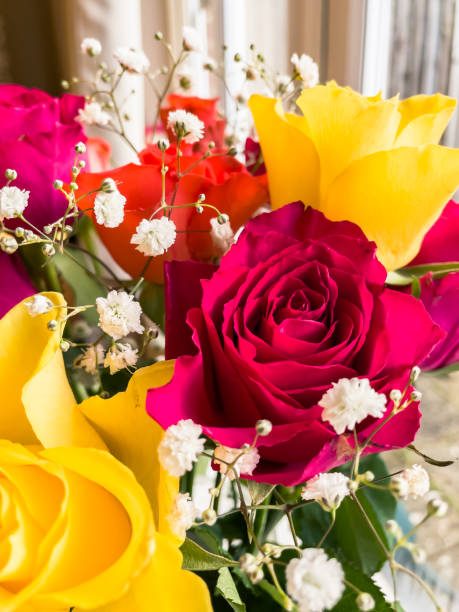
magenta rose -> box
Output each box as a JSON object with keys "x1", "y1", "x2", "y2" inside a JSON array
[
  {"x1": 0, "y1": 253, "x2": 35, "y2": 317},
  {"x1": 408, "y1": 200, "x2": 459, "y2": 370},
  {"x1": 0, "y1": 84, "x2": 86, "y2": 229},
  {"x1": 147, "y1": 203, "x2": 443, "y2": 485}
]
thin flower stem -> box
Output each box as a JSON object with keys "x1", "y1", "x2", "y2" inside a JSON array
[
  {"x1": 317, "y1": 510, "x2": 336, "y2": 547},
  {"x1": 392, "y1": 562, "x2": 443, "y2": 612},
  {"x1": 350, "y1": 491, "x2": 390, "y2": 558}
]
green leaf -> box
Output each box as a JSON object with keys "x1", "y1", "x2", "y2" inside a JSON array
[
  {"x1": 180, "y1": 538, "x2": 238, "y2": 571},
  {"x1": 53, "y1": 248, "x2": 105, "y2": 325},
  {"x1": 400, "y1": 261, "x2": 459, "y2": 279},
  {"x1": 215, "y1": 567, "x2": 246, "y2": 612},
  {"x1": 247, "y1": 481, "x2": 275, "y2": 505},
  {"x1": 407, "y1": 444, "x2": 455, "y2": 467},
  {"x1": 330, "y1": 558, "x2": 393, "y2": 611},
  {"x1": 293, "y1": 457, "x2": 396, "y2": 574}
]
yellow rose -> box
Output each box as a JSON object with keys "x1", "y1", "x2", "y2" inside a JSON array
[
  {"x1": 249, "y1": 82, "x2": 459, "y2": 270},
  {"x1": 0, "y1": 293, "x2": 211, "y2": 612}
]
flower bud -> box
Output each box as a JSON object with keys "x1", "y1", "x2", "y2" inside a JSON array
[
  {"x1": 410, "y1": 366, "x2": 421, "y2": 383},
  {"x1": 227, "y1": 147, "x2": 238, "y2": 157},
  {"x1": 155, "y1": 31, "x2": 163, "y2": 40},
  {"x1": 100, "y1": 391, "x2": 110, "y2": 399},
  {"x1": 5, "y1": 168, "x2": 17, "y2": 181},
  {"x1": 410, "y1": 390, "x2": 422, "y2": 402},
  {"x1": 389, "y1": 389, "x2": 402, "y2": 403},
  {"x1": 53, "y1": 180, "x2": 63, "y2": 190},
  {"x1": 44, "y1": 225, "x2": 53, "y2": 235},
  {"x1": 78, "y1": 160, "x2": 86, "y2": 168},
  {"x1": 239, "y1": 553, "x2": 258, "y2": 574},
  {"x1": 195, "y1": 205, "x2": 204, "y2": 214},
  {"x1": 146, "y1": 325, "x2": 159, "y2": 339},
  {"x1": 256, "y1": 419, "x2": 272, "y2": 436},
  {"x1": 411, "y1": 546, "x2": 426, "y2": 563},
  {"x1": 248, "y1": 567, "x2": 264, "y2": 584},
  {"x1": 179, "y1": 76, "x2": 192, "y2": 90},
  {"x1": 72, "y1": 166, "x2": 79, "y2": 175},
  {"x1": 15, "y1": 227, "x2": 24, "y2": 238},
  {"x1": 208, "y1": 141, "x2": 215, "y2": 149},
  {"x1": 60, "y1": 340, "x2": 70, "y2": 352},
  {"x1": 0, "y1": 235, "x2": 18, "y2": 254},
  {"x1": 234, "y1": 53, "x2": 242, "y2": 62},
  {"x1": 69, "y1": 182, "x2": 78, "y2": 191},
  {"x1": 356, "y1": 592, "x2": 375, "y2": 611},
  {"x1": 362, "y1": 470, "x2": 375, "y2": 483},
  {"x1": 218, "y1": 213, "x2": 229, "y2": 225},
  {"x1": 427, "y1": 497, "x2": 448, "y2": 517},
  {"x1": 61, "y1": 80, "x2": 70, "y2": 90},
  {"x1": 385, "y1": 519, "x2": 402, "y2": 538},
  {"x1": 42, "y1": 243, "x2": 55, "y2": 257},
  {"x1": 348, "y1": 479, "x2": 359, "y2": 492},
  {"x1": 202, "y1": 508, "x2": 217, "y2": 526},
  {"x1": 47, "y1": 319, "x2": 59, "y2": 331},
  {"x1": 157, "y1": 139, "x2": 170, "y2": 152},
  {"x1": 75, "y1": 142, "x2": 86, "y2": 154},
  {"x1": 198, "y1": 193, "x2": 206, "y2": 202},
  {"x1": 101, "y1": 178, "x2": 117, "y2": 193}
]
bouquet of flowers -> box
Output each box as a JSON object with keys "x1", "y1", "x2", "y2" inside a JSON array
[{"x1": 0, "y1": 28, "x2": 458, "y2": 612}]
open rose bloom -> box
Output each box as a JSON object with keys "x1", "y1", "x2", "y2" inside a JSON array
[{"x1": 147, "y1": 203, "x2": 443, "y2": 485}]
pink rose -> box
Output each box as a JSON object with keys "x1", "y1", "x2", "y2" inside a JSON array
[
  {"x1": 0, "y1": 253, "x2": 35, "y2": 317},
  {"x1": 147, "y1": 203, "x2": 443, "y2": 485},
  {"x1": 0, "y1": 85, "x2": 86, "y2": 229},
  {"x1": 409, "y1": 200, "x2": 459, "y2": 370}
]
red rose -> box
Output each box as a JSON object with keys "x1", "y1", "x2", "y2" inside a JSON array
[
  {"x1": 147, "y1": 203, "x2": 442, "y2": 485},
  {"x1": 77, "y1": 145, "x2": 268, "y2": 282}
]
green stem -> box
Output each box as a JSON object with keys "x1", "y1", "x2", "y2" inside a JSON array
[{"x1": 43, "y1": 259, "x2": 62, "y2": 293}]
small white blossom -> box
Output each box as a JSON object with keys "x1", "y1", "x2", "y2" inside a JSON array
[
  {"x1": 113, "y1": 47, "x2": 150, "y2": 74},
  {"x1": 210, "y1": 217, "x2": 234, "y2": 252},
  {"x1": 391, "y1": 464, "x2": 430, "y2": 500},
  {"x1": 75, "y1": 345, "x2": 105, "y2": 374},
  {"x1": 167, "y1": 110, "x2": 204, "y2": 144},
  {"x1": 96, "y1": 290, "x2": 144, "y2": 340},
  {"x1": 81, "y1": 37, "x2": 102, "y2": 56},
  {"x1": 94, "y1": 189, "x2": 126, "y2": 228},
  {"x1": 76, "y1": 101, "x2": 111, "y2": 126},
  {"x1": 286, "y1": 549, "x2": 345, "y2": 612},
  {"x1": 302, "y1": 472, "x2": 350, "y2": 511},
  {"x1": 291, "y1": 53, "x2": 319, "y2": 88},
  {"x1": 130, "y1": 217, "x2": 176, "y2": 257},
  {"x1": 182, "y1": 25, "x2": 203, "y2": 53},
  {"x1": 104, "y1": 343, "x2": 138, "y2": 374},
  {"x1": 24, "y1": 294, "x2": 54, "y2": 317},
  {"x1": 167, "y1": 492, "x2": 197, "y2": 539},
  {"x1": 158, "y1": 419, "x2": 205, "y2": 477},
  {"x1": 0, "y1": 186, "x2": 29, "y2": 219},
  {"x1": 319, "y1": 378, "x2": 386, "y2": 435},
  {"x1": 276, "y1": 74, "x2": 294, "y2": 95},
  {"x1": 214, "y1": 445, "x2": 260, "y2": 480}
]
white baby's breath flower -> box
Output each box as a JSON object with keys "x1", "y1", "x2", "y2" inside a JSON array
[
  {"x1": 210, "y1": 217, "x2": 234, "y2": 252},
  {"x1": 182, "y1": 25, "x2": 203, "y2": 53},
  {"x1": 113, "y1": 47, "x2": 150, "y2": 74},
  {"x1": 96, "y1": 290, "x2": 144, "y2": 340},
  {"x1": 167, "y1": 492, "x2": 197, "y2": 539},
  {"x1": 94, "y1": 189, "x2": 126, "y2": 228},
  {"x1": 291, "y1": 53, "x2": 319, "y2": 88},
  {"x1": 76, "y1": 101, "x2": 111, "y2": 126},
  {"x1": 158, "y1": 419, "x2": 205, "y2": 477},
  {"x1": 24, "y1": 294, "x2": 54, "y2": 317},
  {"x1": 0, "y1": 186, "x2": 29, "y2": 219},
  {"x1": 214, "y1": 445, "x2": 260, "y2": 480},
  {"x1": 319, "y1": 377, "x2": 386, "y2": 435},
  {"x1": 104, "y1": 343, "x2": 138, "y2": 374},
  {"x1": 301, "y1": 472, "x2": 350, "y2": 511},
  {"x1": 130, "y1": 217, "x2": 176, "y2": 257},
  {"x1": 75, "y1": 344, "x2": 105, "y2": 375},
  {"x1": 81, "y1": 37, "x2": 102, "y2": 56},
  {"x1": 276, "y1": 74, "x2": 294, "y2": 95},
  {"x1": 167, "y1": 110, "x2": 204, "y2": 144},
  {"x1": 391, "y1": 464, "x2": 430, "y2": 500},
  {"x1": 286, "y1": 549, "x2": 345, "y2": 612}
]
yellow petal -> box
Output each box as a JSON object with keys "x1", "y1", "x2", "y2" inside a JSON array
[
  {"x1": 86, "y1": 533, "x2": 212, "y2": 612},
  {"x1": 31, "y1": 447, "x2": 154, "y2": 610},
  {"x1": 395, "y1": 93, "x2": 456, "y2": 146},
  {"x1": 0, "y1": 293, "x2": 105, "y2": 450},
  {"x1": 249, "y1": 94, "x2": 319, "y2": 209},
  {"x1": 324, "y1": 145, "x2": 459, "y2": 269},
  {"x1": 79, "y1": 360, "x2": 178, "y2": 535},
  {"x1": 296, "y1": 82, "x2": 401, "y2": 200}
]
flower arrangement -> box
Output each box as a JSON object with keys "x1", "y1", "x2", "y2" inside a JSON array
[{"x1": 0, "y1": 26, "x2": 458, "y2": 612}]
